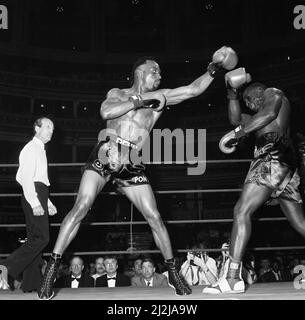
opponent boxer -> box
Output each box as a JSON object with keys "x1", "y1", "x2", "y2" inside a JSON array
[
  {"x1": 203, "y1": 68, "x2": 305, "y2": 294},
  {"x1": 38, "y1": 46, "x2": 238, "y2": 299}
]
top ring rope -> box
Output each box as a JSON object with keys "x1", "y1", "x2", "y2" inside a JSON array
[{"x1": 0, "y1": 159, "x2": 252, "y2": 168}]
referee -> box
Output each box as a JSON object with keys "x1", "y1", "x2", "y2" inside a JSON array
[{"x1": 0, "y1": 117, "x2": 57, "y2": 292}]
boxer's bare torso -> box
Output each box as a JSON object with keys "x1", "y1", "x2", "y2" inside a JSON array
[
  {"x1": 239, "y1": 88, "x2": 290, "y2": 139},
  {"x1": 105, "y1": 88, "x2": 162, "y2": 148}
]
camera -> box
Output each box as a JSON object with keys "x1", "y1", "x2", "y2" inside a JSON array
[{"x1": 190, "y1": 251, "x2": 202, "y2": 266}]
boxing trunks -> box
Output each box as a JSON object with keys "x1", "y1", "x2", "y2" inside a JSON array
[
  {"x1": 244, "y1": 132, "x2": 302, "y2": 204},
  {"x1": 83, "y1": 135, "x2": 149, "y2": 189}
]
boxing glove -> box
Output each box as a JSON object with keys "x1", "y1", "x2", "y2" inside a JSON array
[
  {"x1": 225, "y1": 68, "x2": 252, "y2": 100},
  {"x1": 219, "y1": 125, "x2": 247, "y2": 154},
  {"x1": 207, "y1": 46, "x2": 238, "y2": 78},
  {"x1": 129, "y1": 94, "x2": 166, "y2": 112},
  {"x1": 143, "y1": 99, "x2": 165, "y2": 111}
]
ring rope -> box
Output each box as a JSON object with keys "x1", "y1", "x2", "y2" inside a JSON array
[
  {"x1": 0, "y1": 159, "x2": 252, "y2": 168},
  {"x1": 0, "y1": 217, "x2": 290, "y2": 229},
  {"x1": 0, "y1": 189, "x2": 243, "y2": 198},
  {"x1": 1, "y1": 246, "x2": 305, "y2": 258},
  {"x1": 0, "y1": 160, "x2": 302, "y2": 260}
]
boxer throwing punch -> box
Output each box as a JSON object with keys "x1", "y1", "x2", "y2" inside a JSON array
[
  {"x1": 204, "y1": 68, "x2": 305, "y2": 294},
  {"x1": 38, "y1": 46, "x2": 238, "y2": 299}
]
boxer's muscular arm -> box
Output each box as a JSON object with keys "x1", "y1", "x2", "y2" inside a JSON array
[
  {"x1": 159, "y1": 46, "x2": 238, "y2": 105},
  {"x1": 101, "y1": 89, "x2": 167, "y2": 119},
  {"x1": 158, "y1": 72, "x2": 214, "y2": 106},
  {"x1": 228, "y1": 99, "x2": 251, "y2": 126},
  {"x1": 100, "y1": 89, "x2": 135, "y2": 120},
  {"x1": 242, "y1": 88, "x2": 283, "y2": 134}
]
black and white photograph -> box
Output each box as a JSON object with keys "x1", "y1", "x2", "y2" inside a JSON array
[{"x1": 0, "y1": 0, "x2": 305, "y2": 310}]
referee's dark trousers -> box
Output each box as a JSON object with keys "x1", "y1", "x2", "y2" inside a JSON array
[{"x1": 3, "y1": 182, "x2": 50, "y2": 292}]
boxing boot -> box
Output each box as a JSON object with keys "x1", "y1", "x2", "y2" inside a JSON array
[
  {"x1": 203, "y1": 258, "x2": 245, "y2": 294},
  {"x1": 37, "y1": 254, "x2": 61, "y2": 300},
  {"x1": 165, "y1": 258, "x2": 192, "y2": 295}
]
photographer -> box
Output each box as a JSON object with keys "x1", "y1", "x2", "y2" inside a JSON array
[
  {"x1": 180, "y1": 247, "x2": 218, "y2": 286},
  {"x1": 217, "y1": 242, "x2": 230, "y2": 278}
]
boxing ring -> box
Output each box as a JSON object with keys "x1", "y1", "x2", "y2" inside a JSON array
[
  {"x1": 0, "y1": 160, "x2": 305, "y2": 300},
  {"x1": 0, "y1": 282, "x2": 304, "y2": 300}
]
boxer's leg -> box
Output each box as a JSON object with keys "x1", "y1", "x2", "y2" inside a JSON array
[
  {"x1": 38, "y1": 170, "x2": 107, "y2": 300},
  {"x1": 122, "y1": 184, "x2": 191, "y2": 295},
  {"x1": 203, "y1": 183, "x2": 272, "y2": 294},
  {"x1": 229, "y1": 183, "x2": 272, "y2": 262},
  {"x1": 53, "y1": 170, "x2": 107, "y2": 254},
  {"x1": 122, "y1": 184, "x2": 172, "y2": 258},
  {"x1": 278, "y1": 199, "x2": 305, "y2": 237}
]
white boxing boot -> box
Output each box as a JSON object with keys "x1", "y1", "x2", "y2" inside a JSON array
[{"x1": 203, "y1": 258, "x2": 245, "y2": 294}]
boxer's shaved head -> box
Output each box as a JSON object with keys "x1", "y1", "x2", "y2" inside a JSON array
[
  {"x1": 130, "y1": 56, "x2": 158, "y2": 86},
  {"x1": 243, "y1": 82, "x2": 267, "y2": 101},
  {"x1": 243, "y1": 82, "x2": 267, "y2": 111}
]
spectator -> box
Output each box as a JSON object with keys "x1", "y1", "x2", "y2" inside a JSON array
[
  {"x1": 56, "y1": 260, "x2": 70, "y2": 280},
  {"x1": 217, "y1": 242, "x2": 230, "y2": 278},
  {"x1": 55, "y1": 256, "x2": 94, "y2": 288},
  {"x1": 91, "y1": 256, "x2": 107, "y2": 285},
  {"x1": 180, "y1": 246, "x2": 218, "y2": 286},
  {"x1": 88, "y1": 262, "x2": 96, "y2": 276},
  {"x1": 258, "y1": 257, "x2": 271, "y2": 278},
  {"x1": 242, "y1": 254, "x2": 258, "y2": 285},
  {"x1": 291, "y1": 256, "x2": 305, "y2": 280},
  {"x1": 95, "y1": 256, "x2": 130, "y2": 287},
  {"x1": 258, "y1": 259, "x2": 284, "y2": 283},
  {"x1": 131, "y1": 258, "x2": 169, "y2": 288},
  {"x1": 125, "y1": 257, "x2": 143, "y2": 279}
]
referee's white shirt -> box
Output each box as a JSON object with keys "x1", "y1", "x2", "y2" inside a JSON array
[{"x1": 16, "y1": 136, "x2": 51, "y2": 208}]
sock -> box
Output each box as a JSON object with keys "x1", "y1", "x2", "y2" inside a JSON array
[
  {"x1": 164, "y1": 258, "x2": 176, "y2": 269},
  {"x1": 227, "y1": 256, "x2": 241, "y2": 279}
]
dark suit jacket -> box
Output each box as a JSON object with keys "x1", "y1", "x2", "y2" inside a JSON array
[
  {"x1": 95, "y1": 273, "x2": 131, "y2": 287},
  {"x1": 55, "y1": 273, "x2": 94, "y2": 288},
  {"x1": 131, "y1": 273, "x2": 169, "y2": 288},
  {"x1": 259, "y1": 270, "x2": 290, "y2": 283}
]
